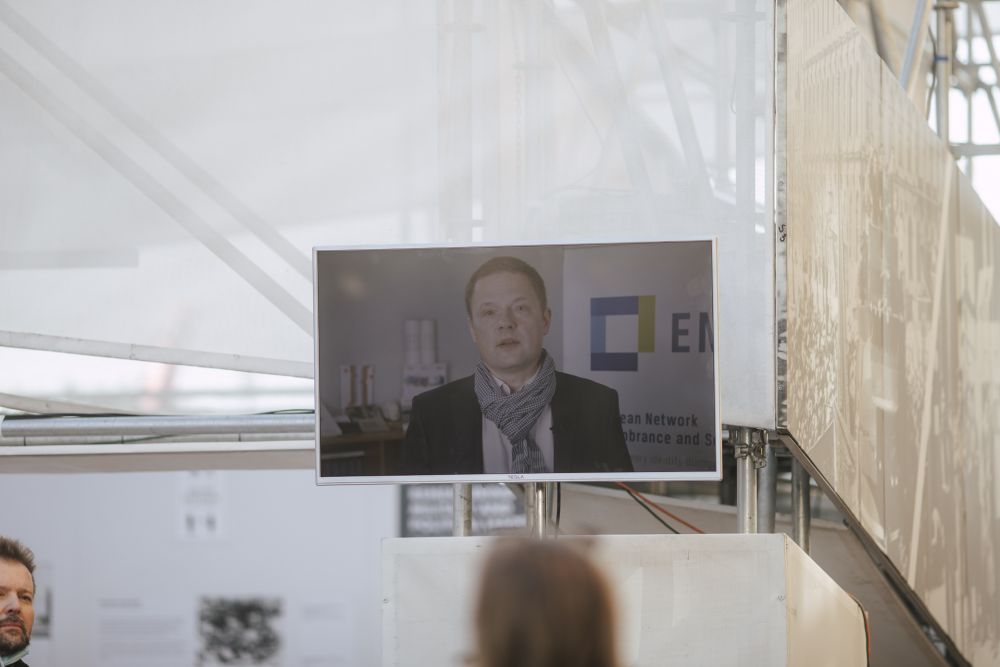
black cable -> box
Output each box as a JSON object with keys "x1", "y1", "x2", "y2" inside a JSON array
[
  {"x1": 3, "y1": 408, "x2": 316, "y2": 419},
  {"x1": 555, "y1": 482, "x2": 562, "y2": 536},
  {"x1": 622, "y1": 485, "x2": 680, "y2": 534},
  {"x1": 3, "y1": 412, "x2": 137, "y2": 419}
]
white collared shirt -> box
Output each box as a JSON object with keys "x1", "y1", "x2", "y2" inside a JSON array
[{"x1": 481, "y1": 371, "x2": 554, "y2": 474}]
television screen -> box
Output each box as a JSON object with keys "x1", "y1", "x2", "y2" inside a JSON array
[{"x1": 314, "y1": 240, "x2": 720, "y2": 483}]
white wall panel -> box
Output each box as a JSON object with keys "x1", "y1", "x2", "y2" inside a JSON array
[
  {"x1": 383, "y1": 534, "x2": 867, "y2": 667},
  {"x1": 0, "y1": 470, "x2": 398, "y2": 666}
]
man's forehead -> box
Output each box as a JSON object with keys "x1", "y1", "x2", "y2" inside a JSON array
[
  {"x1": 474, "y1": 292, "x2": 532, "y2": 305},
  {"x1": 472, "y1": 272, "x2": 537, "y2": 299},
  {"x1": 0, "y1": 558, "x2": 34, "y2": 590}
]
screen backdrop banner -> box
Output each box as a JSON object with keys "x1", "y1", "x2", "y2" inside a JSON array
[{"x1": 562, "y1": 241, "x2": 720, "y2": 473}]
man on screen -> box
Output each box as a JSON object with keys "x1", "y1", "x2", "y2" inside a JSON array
[{"x1": 401, "y1": 256, "x2": 633, "y2": 475}]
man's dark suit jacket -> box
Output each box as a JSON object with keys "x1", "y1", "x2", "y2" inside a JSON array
[{"x1": 400, "y1": 372, "x2": 633, "y2": 475}]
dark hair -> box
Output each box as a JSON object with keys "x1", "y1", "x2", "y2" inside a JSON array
[
  {"x1": 474, "y1": 539, "x2": 620, "y2": 667},
  {"x1": 465, "y1": 256, "x2": 548, "y2": 316},
  {"x1": 0, "y1": 536, "x2": 35, "y2": 590}
]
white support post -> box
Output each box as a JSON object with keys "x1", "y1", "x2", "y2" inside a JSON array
[
  {"x1": 453, "y1": 484, "x2": 472, "y2": 537},
  {"x1": 526, "y1": 482, "x2": 548, "y2": 538},
  {"x1": 901, "y1": 0, "x2": 933, "y2": 97},
  {"x1": 757, "y1": 439, "x2": 778, "y2": 533},
  {"x1": 733, "y1": 427, "x2": 759, "y2": 534},
  {"x1": 792, "y1": 459, "x2": 811, "y2": 553},
  {"x1": 935, "y1": 2, "x2": 958, "y2": 145}
]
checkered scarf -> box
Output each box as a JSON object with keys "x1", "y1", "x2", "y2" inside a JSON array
[{"x1": 474, "y1": 350, "x2": 556, "y2": 474}]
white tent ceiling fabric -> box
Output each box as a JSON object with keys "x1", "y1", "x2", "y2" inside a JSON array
[{"x1": 0, "y1": 0, "x2": 775, "y2": 424}]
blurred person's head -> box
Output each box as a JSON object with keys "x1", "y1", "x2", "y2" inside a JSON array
[
  {"x1": 0, "y1": 537, "x2": 35, "y2": 657},
  {"x1": 465, "y1": 257, "x2": 552, "y2": 391},
  {"x1": 474, "y1": 538, "x2": 619, "y2": 667}
]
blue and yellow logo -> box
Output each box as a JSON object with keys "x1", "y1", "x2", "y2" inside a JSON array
[{"x1": 590, "y1": 295, "x2": 655, "y2": 371}]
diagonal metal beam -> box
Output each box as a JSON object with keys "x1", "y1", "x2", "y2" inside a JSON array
[
  {"x1": 0, "y1": 46, "x2": 313, "y2": 334},
  {"x1": 603, "y1": 3, "x2": 717, "y2": 85},
  {"x1": 901, "y1": 0, "x2": 933, "y2": 97},
  {"x1": 0, "y1": 1, "x2": 312, "y2": 280},
  {"x1": 0, "y1": 391, "x2": 132, "y2": 416},
  {"x1": 867, "y1": 0, "x2": 894, "y2": 73},
  {"x1": 1, "y1": 413, "x2": 314, "y2": 437},
  {"x1": 545, "y1": 12, "x2": 696, "y2": 201},
  {"x1": 575, "y1": 0, "x2": 654, "y2": 198},
  {"x1": 545, "y1": 8, "x2": 616, "y2": 130},
  {"x1": 0, "y1": 330, "x2": 312, "y2": 378},
  {"x1": 545, "y1": 15, "x2": 740, "y2": 215},
  {"x1": 544, "y1": 5, "x2": 658, "y2": 208},
  {"x1": 642, "y1": 0, "x2": 714, "y2": 209}
]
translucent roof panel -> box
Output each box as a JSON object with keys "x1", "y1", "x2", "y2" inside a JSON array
[
  {"x1": 0, "y1": 1, "x2": 443, "y2": 369},
  {"x1": 1, "y1": 0, "x2": 775, "y2": 426}
]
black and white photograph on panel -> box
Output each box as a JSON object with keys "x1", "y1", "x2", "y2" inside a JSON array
[
  {"x1": 197, "y1": 597, "x2": 283, "y2": 666},
  {"x1": 31, "y1": 561, "x2": 53, "y2": 639},
  {"x1": 314, "y1": 240, "x2": 721, "y2": 484}
]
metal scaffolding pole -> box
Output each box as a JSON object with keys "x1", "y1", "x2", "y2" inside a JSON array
[
  {"x1": 0, "y1": 432, "x2": 311, "y2": 447},
  {"x1": 901, "y1": 0, "x2": 934, "y2": 97},
  {"x1": 792, "y1": 458, "x2": 812, "y2": 553},
  {"x1": 757, "y1": 439, "x2": 778, "y2": 533},
  {"x1": 453, "y1": 484, "x2": 473, "y2": 536},
  {"x1": 0, "y1": 413, "x2": 313, "y2": 438},
  {"x1": 733, "y1": 427, "x2": 759, "y2": 534},
  {"x1": 525, "y1": 482, "x2": 549, "y2": 538},
  {"x1": 545, "y1": 482, "x2": 557, "y2": 532},
  {"x1": 936, "y1": 2, "x2": 958, "y2": 144},
  {"x1": 965, "y1": 0, "x2": 975, "y2": 179},
  {"x1": 867, "y1": 0, "x2": 894, "y2": 72}
]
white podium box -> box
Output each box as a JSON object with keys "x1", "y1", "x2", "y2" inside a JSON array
[{"x1": 382, "y1": 534, "x2": 867, "y2": 667}]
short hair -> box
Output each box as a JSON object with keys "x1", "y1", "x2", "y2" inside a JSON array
[
  {"x1": 465, "y1": 256, "x2": 548, "y2": 317},
  {"x1": 0, "y1": 536, "x2": 35, "y2": 590},
  {"x1": 474, "y1": 539, "x2": 620, "y2": 667}
]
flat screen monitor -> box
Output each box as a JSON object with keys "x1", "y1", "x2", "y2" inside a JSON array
[{"x1": 314, "y1": 240, "x2": 720, "y2": 484}]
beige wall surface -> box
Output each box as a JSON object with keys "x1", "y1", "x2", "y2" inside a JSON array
[{"x1": 785, "y1": 0, "x2": 1000, "y2": 663}]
